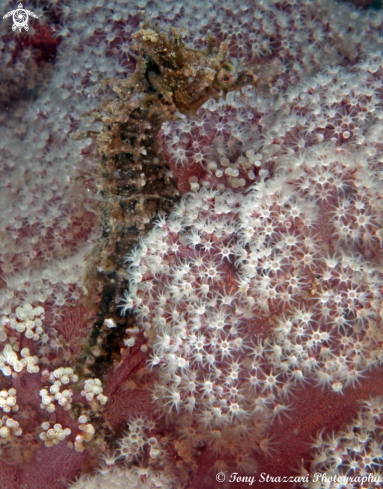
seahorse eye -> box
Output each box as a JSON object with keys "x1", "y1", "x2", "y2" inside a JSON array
[
  {"x1": 220, "y1": 73, "x2": 232, "y2": 83},
  {"x1": 215, "y1": 63, "x2": 238, "y2": 89}
]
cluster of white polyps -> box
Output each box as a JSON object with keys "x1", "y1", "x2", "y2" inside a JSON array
[
  {"x1": 0, "y1": 416, "x2": 22, "y2": 442},
  {"x1": 0, "y1": 388, "x2": 18, "y2": 414},
  {"x1": 39, "y1": 367, "x2": 79, "y2": 413},
  {"x1": 0, "y1": 305, "x2": 46, "y2": 342},
  {"x1": 81, "y1": 378, "x2": 108, "y2": 408},
  {"x1": 304, "y1": 397, "x2": 383, "y2": 487},
  {"x1": 39, "y1": 422, "x2": 72, "y2": 448},
  {"x1": 74, "y1": 414, "x2": 96, "y2": 452},
  {"x1": 0, "y1": 345, "x2": 39, "y2": 376}
]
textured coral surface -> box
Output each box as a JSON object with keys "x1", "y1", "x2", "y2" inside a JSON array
[{"x1": 1, "y1": 0, "x2": 383, "y2": 488}]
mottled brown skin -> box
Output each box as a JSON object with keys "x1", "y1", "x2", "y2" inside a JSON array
[
  {"x1": 129, "y1": 26, "x2": 258, "y2": 115},
  {"x1": 83, "y1": 24, "x2": 259, "y2": 322}
]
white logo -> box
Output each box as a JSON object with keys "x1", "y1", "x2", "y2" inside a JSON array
[{"x1": 3, "y1": 3, "x2": 38, "y2": 32}]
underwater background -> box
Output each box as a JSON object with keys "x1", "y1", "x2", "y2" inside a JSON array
[{"x1": 1, "y1": 0, "x2": 383, "y2": 487}]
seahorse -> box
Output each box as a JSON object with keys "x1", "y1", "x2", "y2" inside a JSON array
[{"x1": 81, "y1": 22, "x2": 280, "y2": 381}]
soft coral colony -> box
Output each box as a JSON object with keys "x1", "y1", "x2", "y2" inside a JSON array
[{"x1": 0, "y1": 0, "x2": 383, "y2": 488}]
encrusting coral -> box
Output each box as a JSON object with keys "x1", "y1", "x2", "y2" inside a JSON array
[{"x1": 1, "y1": 0, "x2": 383, "y2": 487}]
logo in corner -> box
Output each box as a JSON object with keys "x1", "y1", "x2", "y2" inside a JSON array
[{"x1": 3, "y1": 3, "x2": 38, "y2": 32}]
